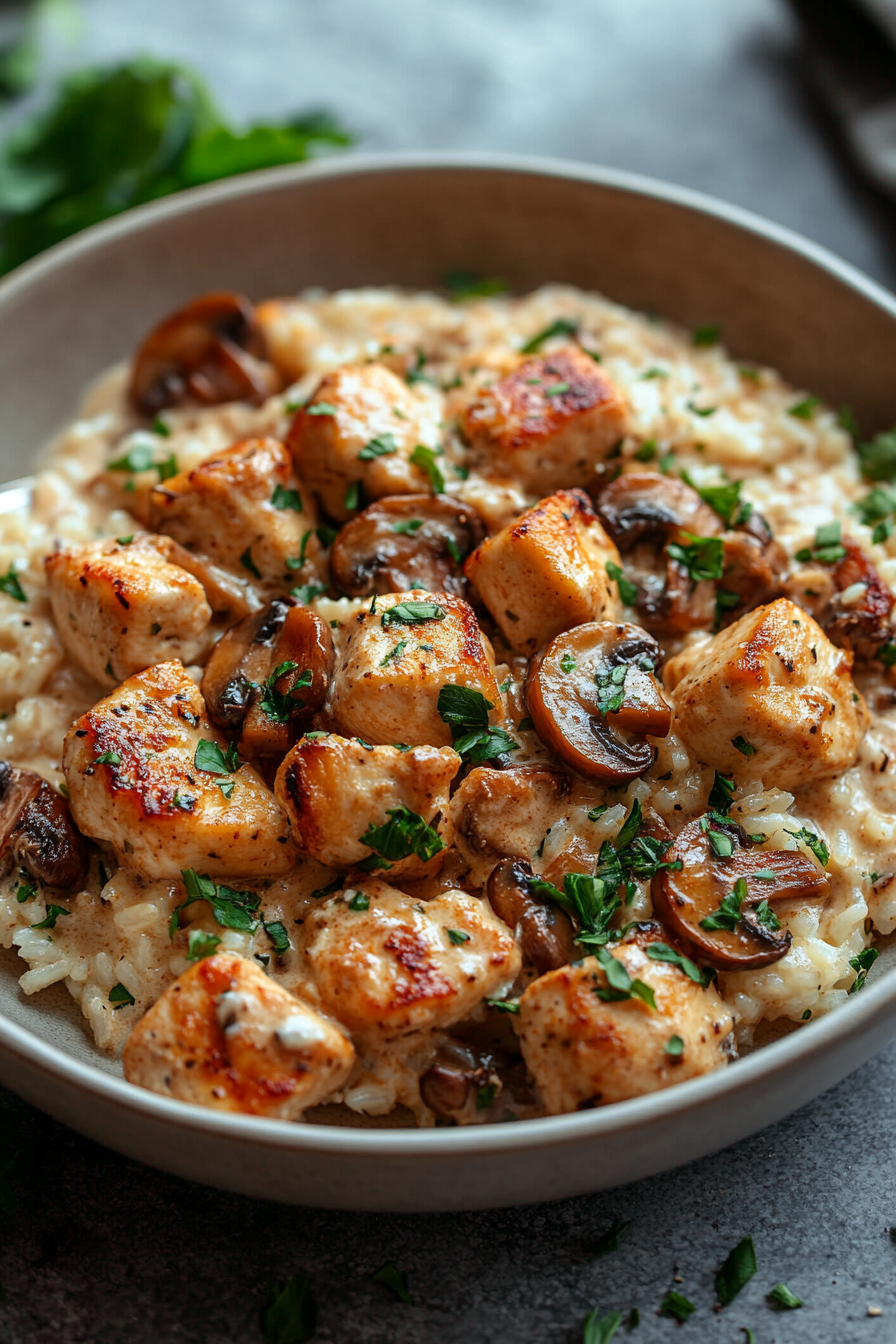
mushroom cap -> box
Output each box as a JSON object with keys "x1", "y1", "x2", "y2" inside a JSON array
[
  {"x1": 0, "y1": 763, "x2": 88, "y2": 891},
  {"x1": 329, "y1": 494, "x2": 485, "y2": 599},
  {"x1": 526, "y1": 621, "x2": 670, "y2": 783},
  {"x1": 652, "y1": 815, "x2": 831, "y2": 971},
  {"x1": 486, "y1": 856, "x2": 575, "y2": 974}
]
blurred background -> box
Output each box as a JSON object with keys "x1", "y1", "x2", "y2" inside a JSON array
[{"x1": 1, "y1": 0, "x2": 896, "y2": 285}]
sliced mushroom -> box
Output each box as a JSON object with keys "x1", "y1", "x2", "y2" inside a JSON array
[
  {"x1": 0, "y1": 762, "x2": 88, "y2": 890},
  {"x1": 652, "y1": 815, "x2": 830, "y2": 971},
  {"x1": 487, "y1": 857, "x2": 575, "y2": 974},
  {"x1": 129, "y1": 292, "x2": 279, "y2": 418},
  {"x1": 419, "y1": 1039, "x2": 536, "y2": 1124},
  {"x1": 822, "y1": 540, "x2": 892, "y2": 655},
  {"x1": 598, "y1": 471, "x2": 722, "y2": 549},
  {"x1": 329, "y1": 494, "x2": 485, "y2": 598},
  {"x1": 718, "y1": 521, "x2": 787, "y2": 625},
  {"x1": 200, "y1": 598, "x2": 334, "y2": 758},
  {"x1": 526, "y1": 622, "x2": 670, "y2": 783}
]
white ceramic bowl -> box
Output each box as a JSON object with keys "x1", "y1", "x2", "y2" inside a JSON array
[{"x1": 1, "y1": 153, "x2": 896, "y2": 1212}]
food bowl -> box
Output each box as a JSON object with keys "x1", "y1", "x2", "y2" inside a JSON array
[{"x1": 0, "y1": 153, "x2": 895, "y2": 1212}]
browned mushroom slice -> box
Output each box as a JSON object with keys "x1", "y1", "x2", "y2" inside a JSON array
[
  {"x1": 825, "y1": 540, "x2": 893, "y2": 653},
  {"x1": 201, "y1": 598, "x2": 334, "y2": 758},
  {"x1": 487, "y1": 856, "x2": 575, "y2": 974},
  {"x1": 128, "y1": 292, "x2": 279, "y2": 417},
  {"x1": 419, "y1": 1039, "x2": 536, "y2": 1124},
  {"x1": 652, "y1": 815, "x2": 830, "y2": 971},
  {"x1": 526, "y1": 622, "x2": 671, "y2": 783},
  {"x1": 329, "y1": 494, "x2": 485, "y2": 598},
  {"x1": 0, "y1": 762, "x2": 88, "y2": 891},
  {"x1": 718, "y1": 518, "x2": 787, "y2": 625},
  {"x1": 598, "y1": 471, "x2": 722, "y2": 548}
]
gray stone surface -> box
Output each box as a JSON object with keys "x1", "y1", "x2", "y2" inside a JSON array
[{"x1": 2, "y1": 1, "x2": 896, "y2": 1340}]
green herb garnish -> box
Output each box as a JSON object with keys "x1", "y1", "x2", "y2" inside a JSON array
[
  {"x1": 31, "y1": 904, "x2": 69, "y2": 930},
  {"x1": 381, "y1": 600, "x2": 446, "y2": 626},
  {"x1": 358, "y1": 432, "x2": 398, "y2": 460},
  {"x1": 767, "y1": 1283, "x2": 803, "y2": 1309},
  {"x1": 108, "y1": 982, "x2": 136, "y2": 1008},
  {"x1": 788, "y1": 396, "x2": 821, "y2": 420},
  {"x1": 271, "y1": 484, "x2": 303, "y2": 511},
  {"x1": 194, "y1": 738, "x2": 241, "y2": 776},
  {"x1": 359, "y1": 806, "x2": 444, "y2": 870},
  {"x1": 700, "y1": 876, "x2": 746, "y2": 932},
  {"x1": 262, "y1": 919, "x2": 291, "y2": 956},
  {"x1": 240, "y1": 547, "x2": 262, "y2": 579},
  {"x1": 848, "y1": 947, "x2": 878, "y2": 992},
  {"x1": 582, "y1": 1308, "x2": 622, "y2": 1344},
  {"x1": 715, "y1": 1236, "x2": 757, "y2": 1306},
  {"x1": 444, "y1": 271, "x2": 508, "y2": 301},
  {"x1": 186, "y1": 929, "x2": 221, "y2": 962},
  {"x1": 372, "y1": 1261, "x2": 411, "y2": 1304},
  {"x1": 605, "y1": 560, "x2": 638, "y2": 605},
  {"x1": 0, "y1": 568, "x2": 26, "y2": 604},
  {"x1": 585, "y1": 1217, "x2": 628, "y2": 1257},
  {"x1": 171, "y1": 869, "x2": 260, "y2": 936},
  {"x1": 410, "y1": 444, "x2": 445, "y2": 494},
  {"x1": 667, "y1": 532, "x2": 725, "y2": 582},
  {"x1": 693, "y1": 324, "x2": 720, "y2": 347},
  {"x1": 520, "y1": 317, "x2": 578, "y2": 353},
  {"x1": 660, "y1": 1290, "x2": 696, "y2": 1322},
  {"x1": 794, "y1": 520, "x2": 847, "y2": 566},
  {"x1": 261, "y1": 1273, "x2": 317, "y2": 1343},
  {"x1": 447, "y1": 928, "x2": 470, "y2": 945},
  {"x1": 732, "y1": 735, "x2": 755, "y2": 756}
]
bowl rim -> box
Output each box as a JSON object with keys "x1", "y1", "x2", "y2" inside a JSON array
[{"x1": 1, "y1": 149, "x2": 895, "y2": 1156}]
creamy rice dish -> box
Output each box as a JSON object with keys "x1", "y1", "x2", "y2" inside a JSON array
[{"x1": 0, "y1": 282, "x2": 893, "y2": 1127}]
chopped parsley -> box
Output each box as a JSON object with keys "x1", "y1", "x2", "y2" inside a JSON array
[
  {"x1": 664, "y1": 1034, "x2": 684, "y2": 1056},
  {"x1": 700, "y1": 877, "x2": 747, "y2": 932},
  {"x1": 605, "y1": 560, "x2": 638, "y2": 605},
  {"x1": 358, "y1": 432, "x2": 398, "y2": 460},
  {"x1": 853, "y1": 482, "x2": 896, "y2": 543},
  {"x1": 93, "y1": 751, "x2": 121, "y2": 766},
  {"x1": 667, "y1": 532, "x2": 725, "y2": 582},
  {"x1": 858, "y1": 425, "x2": 896, "y2": 482},
  {"x1": 261, "y1": 1273, "x2": 317, "y2": 1343},
  {"x1": 15, "y1": 871, "x2": 38, "y2": 904},
  {"x1": 693, "y1": 324, "x2": 721, "y2": 347},
  {"x1": 660, "y1": 1290, "x2": 696, "y2": 1322},
  {"x1": 447, "y1": 928, "x2": 470, "y2": 945},
  {"x1": 582, "y1": 1308, "x2": 622, "y2": 1344},
  {"x1": 520, "y1": 317, "x2": 578, "y2": 354},
  {"x1": 116, "y1": 535, "x2": 134, "y2": 546},
  {"x1": 359, "y1": 806, "x2": 444, "y2": 870},
  {"x1": 271, "y1": 484, "x2": 303, "y2": 511},
  {"x1": 682, "y1": 472, "x2": 753, "y2": 527},
  {"x1": 292, "y1": 583, "x2": 328, "y2": 604},
  {"x1": 410, "y1": 444, "x2": 445, "y2": 494},
  {"x1": 108, "y1": 982, "x2": 136, "y2": 1008},
  {"x1": 372, "y1": 1261, "x2": 411, "y2": 1304},
  {"x1": 646, "y1": 942, "x2": 711, "y2": 987},
  {"x1": 217, "y1": 780, "x2": 235, "y2": 800},
  {"x1": 634, "y1": 438, "x2": 657, "y2": 459},
  {"x1": 588, "y1": 805, "x2": 609, "y2": 821},
  {"x1": 794, "y1": 520, "x2": 847, "y2": 566},
  {"x1": 106, "y1": 442, "x2": 156, "y2": 473},
  {"x1": 767, "y1": 1283, "x2": 803, "y2": 1309},
  {"x1": 348, "y1": 890, "x2": 370, "y2": 911},
  {"x1": 788, "y1": 396, "x2": 821, "y2": 420},
  {"x1": 785, "y1": 825, "x2": 829, "y2": 867},
  {"x1": 592, "y1": 945, "x2": 656, "y2": 1008},
  {"x1": 731, "y1": 735, "x2": 756, "y2": 756},
  {"x1": 152, "y1": 417, "x2": 170, "y2": 437},
  {"x1": 443, "y1": 270, "x2": 508, "y2": 301},
  {"x1": 706, "y1": 826, "x2": 735, "y2": 858},
  {"x1": 0, "y1": 567, "x2": 27, "y2": 603},
  {"x1": 316, "y1": 524, "x2": 338, "y2": 549},
  {"x1": 560, "y1": 652, "x2": 577, "y2": 673},
  {"x1": 381, "y1": 600, "x2": 446, "y2": 626},
  {"x1": 344, "y1": 479, "x2": 362, "y2": 511},
  {"x1": 687, "y1": 400, "x2": 716, "y2": 417},
  {"x1": 171, "y1": 869, "x2": 260, "y2": 936},
  {"x1": 709, "y1": 770, "x2": 735, "y2": 811},
  {"x1": 260, "y1": 661, "x2": 312, "y2": 723},
  {"x1": 391, "y1": 517, "x2": 424, "y2": 535},
  {"x1": 848, "y1": 947, "x2": 878, "y2": 992},
  {"x1": 306, "y1": 401, "x2": 337, "y2": 416},
  {"x1": 379, "y1": 639, "x2": 409, "y2": 668},
  {"x1": 595, "y1": 663, "x2": 629, "y2": 716},
  {"x1": 31, "y1": 904, "x2": 70, "y2": 930},
  {"x1": 585, "y1": 1217, "x2": 629, "y2": 1257},
  {"x1": 262, "y1": 919, "x2": 291, "y2": 956},
  {"x1": 545, "y1": 380, "x2": 570, "y2": 396},
  {"x1": 187, "y1": 929, "x2": 221, "y2": 961},
  {"x1": 239, "y1": 547, "x2": 262, "y2": 579},
  {"x1": 715, "y1": 1235, "x2": 757, "y2": 1306},
  {"x1": 194, "y1": 738, "x2": 241, "y2": 776},
  {"x1": 485, "y1": 997, "x2": 520, "y2": 1014}
]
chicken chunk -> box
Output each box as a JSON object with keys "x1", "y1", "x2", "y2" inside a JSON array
[
  {"x1": 285, "y1": 363, "x2": 442, "y2": 521},
  {"x1": 666, "y1": 598, "x2": 868, "y2": 790},
  {"x1": 45, "y1": 535, "x2": 216, "y2": 688},
  {"x1": 464, "y1": 489, "x2": 622, "y2": 654},
  {"x1": 63, "y1": 660, "x2": 296, "y2": 879},
  {"x1": 450, "y1": 763, "x2": 580, "y2": 887},
  {"x1": 518, "y1": 933, "x2": 734, "y2": 1113},
  {"x1": 122, "y1": 952, "x2": 354, "y2": 1118},
  {"x1": 462, "y1": 346, "x2": 629, "y2": 494},
  {"x1": 148, "y1": 437, "x2": 320, "y2": 590},
  {"x1": 303, "y1": 879, "x2": 521, "y2": 1042},
  {"x1": 326, "y1": 590, "x2": 502, "y2": 746},
  {"x1": 275, "y1": 734, "x2": 460, "y2": 873}
]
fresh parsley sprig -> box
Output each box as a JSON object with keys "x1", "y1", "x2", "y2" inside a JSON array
[
  {"x1": 437, "y1": 684, "x2": 518, "y2": 763},
  {"x1": 358, "y1": 806, "x2": 444, "y2": 871},
  {"x1": 171, "y1": 868, "x2": 260, "y2": 936}
]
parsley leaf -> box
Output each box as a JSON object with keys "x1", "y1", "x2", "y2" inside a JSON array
[
  {"x1": 444, "y1": 271, "x2": 508, "y2": 301},
  {"x1": 645, "y1": 942, "x2": 706, "y2": 985},
  {"x1": 262, "y1": 919, "x2": 291, "y2": 956},
  {"x1": 171, "y1": 869, "x2": 260, "y2": 936},
  {"x1": 708, "y1": 770, "x2": 735, "y2": 811},
  {"x1": 715, "y1": 1236, "x2": 757, "y2": 1306},
  {"x1": 358, "y1": 432, "x2": 398, "y2": 460},
  {"x1": 261, "y1": 1272, "x2": 317, "y2": 1343},
  {"x1": 788, "y1": 396, "x2": 821, "y2": 420},
  {"x1": 732, "y1": 735, "x2": 755, "y2": 756},
  {"x1": 108, "y1": 982, "x2": 136, "y2": 1009},
  {"x1": 582, "y1": 1308, "x2": 622, "y2": 1344},
  {"x1": 391, "y1": 517, "x2": 423, "y2": 535},
  {"x1": 348, "y1": 890, "x2": 369, "y2": 911},
  {"x1": 485, "y1": 996, "x2": 520, "y2": 1014},
  {"x1": 437, "y1": 684, "x2": 518, "y2": 762},
  {"x1": 785, "y1": 825, "x2": 829, "y2": 867},
  {"x1": 682, "y1": 472, "x2": 752, "y2": 527},
  {"x1": 306, "y1": 401, "x2": 337, "y2": 417},
  {"x1": 194, "y1": 738, "x2": 241, "y2": 775},
  {"x1": 660, "y1": 1290, "x2": 696, "y2": 1322},
  {"x1": 665, "y1": 1034, "x2": 684, "y2": 1055},
  {"x1": 93, "y1": 751, "x2": 121, "y2": 766},
  {"x1": 240, "y1": 547, "x2": 262, "y2": 579},
  {"x1": 848, "y1": 947, "x2": 878, "y2": 992},
  {"x1": 595, "y1": 663, "x2": 629, "y2": 716},
  {"x1": 520, "y1": 317, "x2": 578, "y2": 353},
  {"x1": 381, "y1": 601, "x2": 446, "y2": 626},
  {"x1": 753, "y1": 899, "x2": 780, "y2": 931},
  {"x1": 372, "y1": 1261, "x2": 411, "y2": 1304},
  {"x1": 271, "y1": 484, "x2": 303, "y2": 511},
  {"x1": 794, "y1": 520, "x2": 847, "y2": 566},
  {"x1": 605, "y1": 560, "x2": 638, "y2": 605},
  {"x1": 379, "y1": 639, "x2": 409, "y2": 668},
  {"x1": 410, "y1": 444, "x2": 445, "y2": 494},
  {"x1": 0, "y1": 568, "x2": 27, "y2": 603},
  {"x1": 359, "y1": 806, "x2": 444, "y2": 869},
  {"x1": 700, "y1": 876, "x2": 746, "y2": 932},
  {"x1": 693, "y1": 324, "x2": 721, "y2": 347},
  {"x1": 592, "y1": 944, "x2": 656, "y2": 1008},
  {"x1": 31, "y1": 904, "x2": 69, "y2": 930},
  {"x1": 858, "y1": 426, "x2": 896, "y2": 482},
  {"x1": 260, "y1": 661, "x2": 312, "y2": 723},
  {"x1": 291, "y1": 583, "x2": 327, "y2": 604},
  {"x1": 187, "y1": 929, "x2": 221, "y2": 961},
  {"x1": 667, "y1": 532, "x2": 725, "y2": 581},
  {"x1": 585, "y1": 1217, "x2": 629, "y2": 1257},
  {"x1": 767, "y1": 1283, "x2": 803, "y2": 1310},
  {"x1": 447, "y1": 928, "x2": 470, "y2": 945}
]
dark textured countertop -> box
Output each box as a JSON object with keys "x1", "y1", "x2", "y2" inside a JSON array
[{"x1": 2, "y1": 2, "x2": 896, "y2": 1340}]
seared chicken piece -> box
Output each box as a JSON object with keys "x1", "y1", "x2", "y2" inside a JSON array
[
  {"x1": 285, "y1": 363, "x2": 441, "y2": 521},
  {"x1": 666, "y1": 598, "x2": 868, "y2": 790},
  {"x1": 45, "y1": 535, "x2": 216, "y2": 688},
  {"x1": 148, "y1": 437, "x2": 320, "y2": 590},
  {"x1": 518, "y1": 933, "x2": 734, "y2": 1113},
  {"x1": 451, "y1": 764, "x2": 582, "y2": 887},
  {"x1": 63, "y1": 660, "x2": 296, "y2": 879},
  {"x1": 462, "y1": 346, "x2": 629, "y2": 494},
  {"x1": 275, "y1": 734, "x2": 460, "y2": 874},
  {"x1": 326, "y1": 590, "x2": 502, "y2": 746},
  {"x1": 303, "y1": 879, "x2": 521, "y2": 1042},
  {"x1": 122, "y1": 952, "x2": 354, "y2": 1117},
  {"x1": 464, "y1": 489, "x2": 622, "y2": 654}
]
